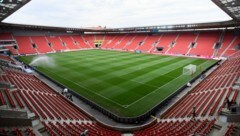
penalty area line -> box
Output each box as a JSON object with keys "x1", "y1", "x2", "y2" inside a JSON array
[
  {"x1": 124, "y1": 59, "x2": 209, "y2": 108},
  {"x1": 124, "y1": 74, "x2": 185, "y2": 108}
]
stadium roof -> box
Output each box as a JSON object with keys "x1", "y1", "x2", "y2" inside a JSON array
[
  {"x1": 0, "y1": 0, "x2": 30, "y2": 22},
  {"x1": 1, "y1": 20, "x2": 239, "y2": 34},
  {"x1": 212, "y1": 0, "x2": 240, "y2": 21}
]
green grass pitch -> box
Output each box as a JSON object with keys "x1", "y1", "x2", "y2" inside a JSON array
[{"x1": 18, "y1": 50, "x2": 217, "y2": 117}]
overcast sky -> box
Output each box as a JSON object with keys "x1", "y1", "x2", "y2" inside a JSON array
[{"x1": 3, "y1": 0, "x2": 232, "y2": 28}]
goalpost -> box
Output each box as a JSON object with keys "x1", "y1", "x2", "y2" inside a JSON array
[{"x1": 183, "y1": 64, "x2": 197, "y2": 75}]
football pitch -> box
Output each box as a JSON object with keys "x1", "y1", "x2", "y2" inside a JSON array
[{"x1": 18, "y1": 50, "x2": 217, "y2": 117}]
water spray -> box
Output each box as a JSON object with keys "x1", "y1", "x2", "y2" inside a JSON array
[{"x1": 29, "y1": 55, "x2": 56, "y2": 68}]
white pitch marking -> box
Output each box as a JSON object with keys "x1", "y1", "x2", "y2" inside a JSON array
[{"x1": 42, "y1": 68, "x2": 126, "y2": 108}]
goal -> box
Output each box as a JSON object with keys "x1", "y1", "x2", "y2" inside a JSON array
[{"x1": 183, "y1": 64, "x2": 197, "y2": 75}]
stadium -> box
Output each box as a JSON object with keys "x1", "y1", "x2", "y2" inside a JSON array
[{"x1": 0, "y1": 0, "x2": 240, "y2": 135}]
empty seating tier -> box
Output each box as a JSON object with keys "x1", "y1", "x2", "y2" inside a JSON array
[
  {"x1": 134, "y1": 119, "x2": 216, "y2": 136},
  {"x1": 15, "y1": 36, "x2": 37, "y2": 54},
  {"x1": 0, "y1": 32, "x2": 238, "y2": 57},
  {"x1": 43, "y1": 121, "x2": 121, "y2": 136},
  {"x1": 30, "y1": 36, "x2": 53, "y2": 53}
]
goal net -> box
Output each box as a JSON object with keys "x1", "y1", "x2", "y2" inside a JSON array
[{"x1": 183, "y1": 64, "x2": 197, "y2": 75}]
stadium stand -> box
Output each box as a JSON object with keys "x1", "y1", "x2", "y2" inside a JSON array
[
  {"x1": 0, "y1": 127, "x2": 36, "y2": 136},
  {"x1": 216, "y1": 31, "x2": 235, "y2": 57},
  {"x1": 0, "y1": 34, "x2": 240, "y2": 135},
  {"x1": 1, "y1": 39, "x2": 239, "y2": 136},
  {"x1": 83, "y1": 35, "x2": 95, "y2": 48},
  {"x1": 14, "y1": 36, "x2": 38, "y2": 54},
  {"x1": 100, "y1": 34, "x2": 116, "y2": 48},
  {"x1": 137, "y1": 34, "x2": 160, "y2": 52},
  {"x1": 102, "y1": 34, "x2": 124, "y2": 49},
  {"x1": 4, "y1": 89, "x2": 16, "y2": 108},
  {"x1": 154, "y1": 33, "x2": 178, "y2": 54},
  {"x1": 12, "y1": 91, "x2": 24, "y2": 109},
  {"x1": 222, "y1": 35, "x2": 240, "y2": 57},
  {"x1": 44, "y1": 121, "x2": 121, "y2": 136},
  {"x1": 60, "y1": 36, "x2": 80, "y2": 50},
  {"x1": 125, "y1": 34, "x2": 147, "y2": 51},
  {"x1": 134, "y1": 119, "x2": 216, "y2": 136},
  {"x1": 71, "y1": 35, "x2": 92, "y2": 49},
  {"x1": 1, "y1": 31, "x2": 238, "y2": 57},
  {"x1": 162, "y1": 51, "x2": 240, "y2": 119},
  {"x1": 0, "y1": 55, "x2": 14, "y2": 63},
  {"x1": 189, "y1": 31, "x2": 221, "y2": 57},
  {"x1": 0, "y1": 91, "x2": 6, "y2": 106},
  {"x1": 45, "y1": 36, "x2": 68, "y2": 51},
  {"x1": 0, "y1": 33, "x2": 13, "y2": 40},
  {"x1": 224, "y1": 124, "x2": 239, "y2": 136},
  {"x1": 94, "y1": 34, "x2": 105, "y2": 41},
  {"x1": 111, "y1": 34, "x2": 127, "y2": 49},
  {"x1": 0, "y1": 33, "x2": 20, "y2": 55},
  {"x1": 167, "y1": 32, "x2": 197, "y2": 55},
  {"x1": 0, "y1": 65, "x2": 121, "y2": 135},
  {"x1": 114, "y1": 34, "x2": 134, "y2": 50},
  {"x1": 30, "y1": 36, "x2": 54, "y2": 53}
]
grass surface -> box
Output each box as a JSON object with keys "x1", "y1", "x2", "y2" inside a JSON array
[{"x1": 18, "y1": 50, "x2": 217, "y2": 117}]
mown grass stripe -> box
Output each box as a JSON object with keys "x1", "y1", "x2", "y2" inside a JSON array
[{"x1": 18, "y1": 50, "x2": 217, "y2": 117}]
